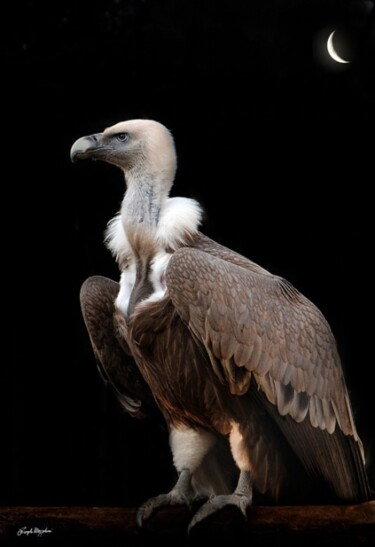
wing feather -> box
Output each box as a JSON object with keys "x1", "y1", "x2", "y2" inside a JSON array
[
  {"x1": 80, "y1": 275, "x2": 160, "y2": 419},
  {"x1": 166, "y1": 246, "x2": 362, "y2": 444}
]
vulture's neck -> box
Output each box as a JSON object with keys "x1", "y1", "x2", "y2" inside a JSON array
[
  {"x1": 121, "y1": 173, "x2": 167, "y2": 239},
  {"x1": 105, "y1": 170, "x2": 202, "y2": 315},
  {"x1": 120, "y1": 174, "x2": 165, "y2": 314}
]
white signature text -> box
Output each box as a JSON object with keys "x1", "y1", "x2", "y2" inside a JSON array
[{"x1": 17, "y1": 526, "x2": 53, "y2": 538}]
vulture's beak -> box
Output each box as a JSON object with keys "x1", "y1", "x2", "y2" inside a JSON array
[{"x1": 70, "y1": 133, "x2": 105, "y2": 162}]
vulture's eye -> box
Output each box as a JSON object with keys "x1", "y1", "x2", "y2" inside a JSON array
[{"x1": 116, "y1": 132, "x2": 129, "y2": 143}]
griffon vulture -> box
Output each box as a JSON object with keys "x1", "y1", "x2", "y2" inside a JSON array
[{"x1": 71, "y1": 119, "x2": 371, "y2": 529}]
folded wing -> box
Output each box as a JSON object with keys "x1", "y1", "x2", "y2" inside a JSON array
[{"x1": 166, "y1": 244, "x2": 370, "y2": 502}]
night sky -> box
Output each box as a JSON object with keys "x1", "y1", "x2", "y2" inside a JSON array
[{"x1": 4, "y1": 0, "x2": 375, "y2": 506}]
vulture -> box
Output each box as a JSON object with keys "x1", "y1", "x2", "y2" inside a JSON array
[{"x1": 71, "y1": 119, "x2": 371, "y2": 529}]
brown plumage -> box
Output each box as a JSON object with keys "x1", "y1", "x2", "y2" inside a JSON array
[{"x1": 71, "y1": 119, "x2": 371, "y2": 529}]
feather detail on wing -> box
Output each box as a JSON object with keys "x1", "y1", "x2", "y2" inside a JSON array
[
  {"x1": 165, "y1": 246, "x2": 359, "y2": 442},
  {"x1": 165, "y1": 244, "x2": 370, "y2": 501},
  {"x1": 80, "y1": 275, "x2": 160, "y2": 419}
]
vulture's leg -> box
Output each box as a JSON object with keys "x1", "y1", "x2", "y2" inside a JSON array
[
  {"x1": 187, "y1": 423, "x2": 253, "y2": 530},
  {"x1": 187, "y1": 470, "x2": 253, "y2": 531},
  {"x1": 137, "y1": 427, "x2": 215, "y2": 526}
]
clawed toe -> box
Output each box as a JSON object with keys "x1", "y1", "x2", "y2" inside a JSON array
[
  {"x1": 137, "y1": 467, "x2": 197, "y2": 527},
  {"x1": 137, "y1": 470, "x2": 253, "y2": 531},
  {"x1": 136, "y1": 490, "x2": 211, "y2": 527},
  {"x1": 188, "y1": 493, "x2": 251, "y2": 532},
  {"x1": 137, "y1": 494, "x2": 169, "y2": 527},
  {"x1": 137, "y1": 490, "x2": 192, "y2": 527}
]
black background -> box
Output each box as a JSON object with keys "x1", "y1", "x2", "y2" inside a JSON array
[{"x1": 4, "y1": 0, "x2": 374, "y2": 506}]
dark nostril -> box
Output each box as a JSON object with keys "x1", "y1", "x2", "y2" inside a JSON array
[{"x1": 91, "y1": 134, "x2": 98, "y2": 143}]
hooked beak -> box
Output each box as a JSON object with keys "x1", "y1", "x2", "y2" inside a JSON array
[{"x1": 70, "y1": 133, "x2": 106, "y2": 162}]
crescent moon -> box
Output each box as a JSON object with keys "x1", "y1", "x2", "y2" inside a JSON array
[{"x1": 327, "y1": 31, "x2": 350, "y2": 64}]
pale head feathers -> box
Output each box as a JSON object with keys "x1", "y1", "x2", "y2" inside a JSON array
[{"x1": 104, "y1": 119, "x2": 177, "y2": 186}]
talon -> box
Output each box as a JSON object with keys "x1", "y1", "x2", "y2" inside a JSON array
[
  {"x1": 239, "y1": 497, "x2": 249, "y2": 518},
  {"x1": 136, "y1": 468, "x2": 198, "y2": 525},
  {"x1": 188, "y1": 492, "x2": 252, "y2": 531},
  {"x1": 181, "y1": 492, "x2": 192, "y2": 510},
  {"x1": 136, "y1": 508, "x2": 145, "y2": 528},
  {"x1": 137, "y1": 493, "x2": 172, "y2": 526}
]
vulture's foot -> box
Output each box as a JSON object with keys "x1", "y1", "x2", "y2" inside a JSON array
[
  {"x1": 188, "y1": 470, "x2": 253, "y2": 532},
  {"x1": 137, "y1": 468, "x2": 202, "y2": 526}
]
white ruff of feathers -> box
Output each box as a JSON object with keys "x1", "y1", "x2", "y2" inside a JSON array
[
  {"x1": 105, "y1": 196, "x2": 203, "y2": 263},
  {"x1": 104, "y1": 196, "x2": 203, "y2": 315}
]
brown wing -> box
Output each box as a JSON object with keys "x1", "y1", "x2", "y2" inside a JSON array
[
  {"x1": 165, "y1": 245, "x2": 371, "y2": 501},
  {"x1": 80, "y1": 275, "x2": 160, "y2": 419}
]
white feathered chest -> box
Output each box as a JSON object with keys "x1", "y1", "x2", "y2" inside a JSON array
[{"x1": 104, "y1": 197, "x2": 203, "y2": 316}]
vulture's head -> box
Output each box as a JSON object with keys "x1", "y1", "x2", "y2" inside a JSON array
[{"x1": 70, "y1": 119, "x2": 177, "y2": 185}]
